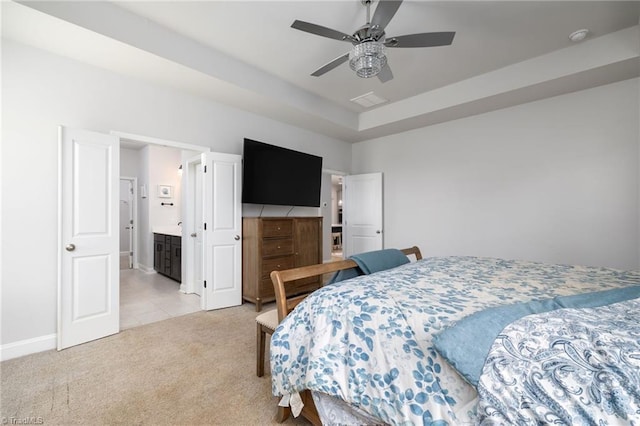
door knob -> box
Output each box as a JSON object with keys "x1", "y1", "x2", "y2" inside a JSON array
[
  {"x1": 65, "y1": 244, "x2": 76, "y2": 251},
  {"x1": 190, "y1": 233, "x2": 197, "y2": 237},
  {"x1": 234, "y1": 235, "x2": 240, "y2": 241},
  {"x1": 376, "y1": 230, "x2": 381, "y2": 234}
]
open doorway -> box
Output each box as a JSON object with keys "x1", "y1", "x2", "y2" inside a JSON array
[
  {"x1": 331, "y1": 174, "x2": 344, "y2": 261},
  {"x1": 118, "y1": 137, "x2": 204, "y2": 330},
  {"x1": 58, "y1": 127, "x2": 241, "y2": 349},
  {"x1": 119, "y1": 177, "x2": 136, "y2": 270}
]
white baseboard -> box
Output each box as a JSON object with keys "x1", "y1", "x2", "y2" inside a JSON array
[
  {"x1": 137, "y1": 263, "x2": 155, "y2": 273},
  {"x1": 1, "y1": 333, "x2": 56, "y2": 361}
]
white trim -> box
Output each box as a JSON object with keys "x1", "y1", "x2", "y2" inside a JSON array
[
  {"x1": 182, "y1": 154, "x2": 204, "y2": 296},
  {"x1": 137, "y1": 263, "x2": 155, "y2": 274},
  {"x1": 1, "y1": 334, "x2": 57, "y2": 361},
  {"x1": 110, "y1": 131, "x2": 210, "y2": 153},
  {"x1": 322, "y1": 168, "x2": 348, "y2": 176},
  {"x1": 56, "y1": 126, "x2": 64, "y2": 349}
]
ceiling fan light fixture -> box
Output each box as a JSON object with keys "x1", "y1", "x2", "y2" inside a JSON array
[{"x1": 349, "y1": 41, "x2": 387, "y2": 78}]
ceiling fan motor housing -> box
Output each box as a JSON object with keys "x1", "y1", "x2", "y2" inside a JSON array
[{"x1": 349, "y1": 41, "x2": 387, "y2": 78}]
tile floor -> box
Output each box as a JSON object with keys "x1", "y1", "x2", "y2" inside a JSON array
[{"x1": 120, "y1": 268, "x2": 201, "y2": 330}]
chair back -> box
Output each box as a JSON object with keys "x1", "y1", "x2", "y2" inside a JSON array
[{"x1": 270, "y1": 246, "x2": 422, "y2": 322}]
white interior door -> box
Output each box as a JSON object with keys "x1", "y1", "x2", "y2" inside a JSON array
[
  {"x1": 343, "y1": 172, "x2": 383, "y2": 257},
  {"x1": 184, "y1": 156, "x2": 204, "y2": 297},
  {"x1": 202, "y1": 152, "x2": 242, "y2": 310},
  {"x1": 58, "y1": 126, "x2": 119, "y2": 350}
]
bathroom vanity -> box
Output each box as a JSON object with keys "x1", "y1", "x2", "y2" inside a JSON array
[{"x1": 153, "y1": 227, "x2": 181, "y2": 282}]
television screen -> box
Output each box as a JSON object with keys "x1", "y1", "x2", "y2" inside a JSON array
[{"x1": 242, "y1": 139, "x2": 323, "y2": 207}]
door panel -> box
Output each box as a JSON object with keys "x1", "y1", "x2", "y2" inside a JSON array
[
  {"x1": 344, "y1": 172, "x2": 383, "y2": 257},
  {"x1": 73, "y1": 255, "x2": 110, "y2": 319},
  {"x1": 212, "y1": 245, "x2": 235, "y2": 290},
  {"x1": 202, "y1": 152, "x2": 242, "y2": 310},
  {"x1": 59, "y1": 126, "x2": 119, "y2": 350},
  {"x1": 294, "y1": 218, "x2": 321, "y2": 268},
  {"x1": 184, "y1": 157, "x2": 204, "y2": 296},
  {"x1": 293, "y1": 218, "x2": 321, "y2": 286},
  {"x1": 194, "y1": 162, "x2": 204, "y2": 296}
]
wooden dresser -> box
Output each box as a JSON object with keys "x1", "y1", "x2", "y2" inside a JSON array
[{"x1": 242, "y1": 217, "x2": 322, "y2": 311}]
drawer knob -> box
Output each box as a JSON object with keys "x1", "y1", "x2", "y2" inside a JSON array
[
  {"x1": 277, "y1": 246, "x2": 281, "y2": 249},
  {"x1": 277, "y1": 265, "x2": 281, "y2": 268}
]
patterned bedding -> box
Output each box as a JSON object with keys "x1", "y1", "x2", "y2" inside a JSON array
[
  {"x1": 270, "y1": 256, "x2": 639, "y2": 425},
  {"x1": 476, "y1": 298, "x2": 640, "y2": 425}
]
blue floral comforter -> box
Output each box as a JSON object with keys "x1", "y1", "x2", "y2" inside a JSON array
[
  {"x1": 476, "y1": 298, "x2": 640, "y2": 425},
  {"x1": 270, "y1": 256, "x2": 639, "y2": 425}
]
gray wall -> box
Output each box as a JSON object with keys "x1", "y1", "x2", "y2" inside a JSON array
[
  {"x1": 353, "y1": 78, "x2": 640, "y2": 270},
  {"x1": 1, "y1": 39, "x2": 352, "y2": 349}
]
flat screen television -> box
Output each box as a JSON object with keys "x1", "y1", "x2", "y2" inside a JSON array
[{"x1": 242, "y1": 138, "x2": 323, "y2": 207}]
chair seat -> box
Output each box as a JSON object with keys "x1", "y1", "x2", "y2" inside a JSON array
[
  {"x1": 256, "y1": 309, "x2": 278, "y2": 331},
  {"x1": 256, "y1": 309, "x2": 278, "y2": 377}
]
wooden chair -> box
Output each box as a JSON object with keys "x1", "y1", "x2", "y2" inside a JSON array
[
  {"x1": 256, "y1": 309, "x2": 279, "y2": 377},
  {"x1": 266, "y1": 246, "x2": 422, "y2": 424},
  {"x1": 255, "y1": 283, "x2": 321, "y2": 376},
  {"x1": 270, "y1": 246, "x2": 422, "y2": 323},
  {"x1": 257, "y1": 246, "x2": 422, "y2": 377}
]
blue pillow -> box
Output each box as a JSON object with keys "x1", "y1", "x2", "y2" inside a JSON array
[
  {"x1": 327, "y1": 266, "x2": 361, "y2": 284},
  {"x1": 351, "y1": 248, "x2": 410, "y2": 274},
  {"x1": 327, "y1": 248, "x2": 410, "y2": 284}
]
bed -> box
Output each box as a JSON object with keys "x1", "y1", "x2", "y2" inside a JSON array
[{"x1": 269, "y1": 250, "x2": 640, "y2": 425}]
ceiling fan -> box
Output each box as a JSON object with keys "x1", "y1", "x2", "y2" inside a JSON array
[{"x1": 291, "y1": 0, "x2": 456, "y2": 83}]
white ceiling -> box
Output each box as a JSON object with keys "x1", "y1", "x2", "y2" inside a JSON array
[{"x1": 3, "y1": 1, "x2": 639, "y2": 142}]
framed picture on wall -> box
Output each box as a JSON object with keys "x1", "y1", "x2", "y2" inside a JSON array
[{"x1": 157, "y1": 185, "x2": 173, "y2": 198}]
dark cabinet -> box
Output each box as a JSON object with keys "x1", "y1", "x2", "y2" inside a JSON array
[
  {"x1": 154, "y1": 233, "x2": 181, "y2": 282},
  {"x1": 170, "y1": 237, "x2": 181, "y2": 281}
]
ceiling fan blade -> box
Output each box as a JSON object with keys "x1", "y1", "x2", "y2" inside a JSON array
[
  {"x1": 311, "y1": 53, "x2": 350, "y2": 77},
  {"x1": 291, "y1": 20, "x2": 352, "y2": 42},
  {"x1": 370, "y1": 0, "x2": 403, "y2": 32},
  {"x1": 377, "y1": 64, "x2": 394, "y2": 83},
  {"x1": 385, "y1": 32, "x2": 456, "y2": 48}
]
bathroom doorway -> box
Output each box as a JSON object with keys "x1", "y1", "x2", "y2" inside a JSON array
[
  {"x1": 331, "y1": 174, "x2": 344, "y2": 261},
  {"x1": 119, "y1": 177, "x2": 136, "y2": 270}
]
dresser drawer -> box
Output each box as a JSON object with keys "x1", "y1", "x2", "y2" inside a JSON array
[
  {"x1": 262, "y1": 238, "x2": 293, "y2": 257},
  {"x1": 262, "y1": 256, "x2": 294, "y2": 279},
  {"x1": 262, "y1": 220, "x2": 293, "y2": 238},
  {"x1": 259, "y1": 278, "x2": 275, "y2": 298}
]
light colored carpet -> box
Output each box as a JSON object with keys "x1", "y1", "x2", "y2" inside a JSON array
[{"x1": 1, "y1": 303, "x2": 309, "y2": 425}]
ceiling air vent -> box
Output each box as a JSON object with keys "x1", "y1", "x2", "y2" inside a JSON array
[{"x1": 350, "y1": 91, "x2": 389, "y2": 108}]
